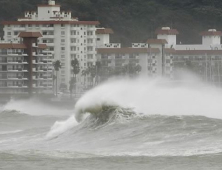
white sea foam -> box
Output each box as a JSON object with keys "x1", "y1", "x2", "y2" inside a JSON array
[
  {"x1": 2, "y1": 98, "x2": 72, "y2": 117},
  {"x1": 74, "y1": 76, "x2": 222, "y2": 121},
  {"x1": 0, "y1": 130, "x2": 23, "y2": 135},
  {"x1": 46, "y1": 116, "x2": 78, "y2": 139}
]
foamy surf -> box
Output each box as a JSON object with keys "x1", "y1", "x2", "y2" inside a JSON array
[{"x1": 1, "y1": 77, "x2": 222, "y2": 170}]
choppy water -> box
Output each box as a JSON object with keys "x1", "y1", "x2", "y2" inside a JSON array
[{"x1": 1, "y1": 77, "x2": 222, "y2": 170}]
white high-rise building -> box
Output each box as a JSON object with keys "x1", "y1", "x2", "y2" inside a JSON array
[{"x1": 2, "y1": 0, "x2": 99, "y2": 88}]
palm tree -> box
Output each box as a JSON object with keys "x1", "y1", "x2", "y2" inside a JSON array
[
  {"x1": 53, "y1": 60, "x2": 61, "y2": 97},
  {"x1": 71, "y1": 58, "x2": 80, "y2": 95},
  {"x1": 122, "y1": 63, "x2": 142, "y2": 77},
  {"x1": 95, "y1": 61, "x2": 101, "y2": 85},
  {"x1": 81, "y1": 69, "x2": 89, "y2": 89},
  {"x1": 88, "y1": 65, "x2": 96, "y2": 87}
]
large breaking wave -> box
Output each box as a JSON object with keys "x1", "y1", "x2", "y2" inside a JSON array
[
  {"x1": 74, "y1": 77, "x2": 222, "y2": 121},
  {"x1": 47, "y1": 76, "x2": 222, "y2": 139}
]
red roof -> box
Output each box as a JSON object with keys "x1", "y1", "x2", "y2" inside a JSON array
[
  {"x1": 2, "y1": 21, "x2": 100, "y2": 25},
  {"x1": 18, "y1": 32, "x2": 42, "y2": 38},
  {"x1": 147, "y1": 39, "x2": 168, "y2": 44},
  {"x1": 155, "y1": 29, "x2": 179, "y2": 35},
  {"x1": 0, "y1": 44, "x2": 27, "y2": 49},
  {"x1": 96, "y1": 28, "x2": 114, "y2": 34},
  {"x1": 200, "y1": 31, "x2": 222, "y2": 36},
  {"x1": 175, "y1": 50, "x2": 222, "y2": 55},
  {"x1": 97, "y1": 48, "x2": 160, "y2": 54}
]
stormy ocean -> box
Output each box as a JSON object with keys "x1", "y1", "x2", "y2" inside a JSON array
[{"x1": 1, "y1": 78, "x2": 222, "y2": 170}]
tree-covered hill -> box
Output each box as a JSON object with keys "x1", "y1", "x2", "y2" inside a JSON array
[{"x1": 1, "y1": 0, "x2": 222, "y2": 46}]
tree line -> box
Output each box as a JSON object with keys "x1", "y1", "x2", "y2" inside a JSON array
[{"x1": 53, "y1": 58, "x2": 141, "y2": 96}]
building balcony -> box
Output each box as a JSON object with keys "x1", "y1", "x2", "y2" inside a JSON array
[
  {"x1": 7, "y1": 77, "x2": 19, "y2": 80},
  {"x1": 43, "y1": 35, "x2": 54, "y2": 39},
  {"x1": 0, "y1": 84, "x2": 28, "y2": 89},
  {"x1": 6, "y1": 69, "x2": 28, "y2": 72},
  {"x1": 7, "y1": 61, "x2": 27, "y2": 64},
  {"x1": 41, "y1": 27, "x2": 54, "y2": 31},
  {"x1": 7, "y1": 85, "x2": 20, "y2": 88},
  {"x1": 12, "y1": 27, "x2": 26, "y2": 31},
  {"x1": 70, "y1": 42, "x2": 78, "y2": 45},
  {"x1": 33, "y1": 85, "x2": 45, "y2": 88},
  {"x1": 0, "y1": 60, "x2": 8, "y2": 64},
  {"x1": 46, "y1": 42, "x2": 54, "y2": 46},
  {"x1": 7, "y1": 69, "x2": 20, "y2": 72},
  {"x1": 0, "y1": 76, "x2": 28, "y2": 80}
]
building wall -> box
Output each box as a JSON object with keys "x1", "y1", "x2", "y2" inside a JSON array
[
  {"x1": 96, "y1": 34, "x2": 110, "y2": 48},
  {"x1": 0, "y1": 47, "x2": 53, "y2": 94},
  {"x1": 157, "y1": 34, "x2": 176, "y2": 48},
  {"x1": 202, "y1": 36, "x2": 221, "y2": 46}
]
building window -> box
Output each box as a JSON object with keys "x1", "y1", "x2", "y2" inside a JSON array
[
  {"x1": 7, "y1": 32, "x2": 11, "y2": 35},
  {"x1": 87, "y1": 31, "x2": 93, "y2": 35},
  {"x1": 71, "y1": 31, "x2": 76, "y2": 35},
  {"x1": 61, "y1": 31, "x2": 65, "y2": 35},
  {"x1": 14, "y1": 32, "x2": 18, "y2": 35},
  {"x1": 87, "y1": 46, "x2": 93, "y2": 51},
  {"x1": 97, "y1": 38, "x2": 100, "y2": 41},
  {"x1": 115, "y1": 54, "x2": 122, "y2": 59},
  {"x1": 61, "y1": 47, "x2": 65, "y2": 50},
  {"x1": 101, "y1": 54, "x2": 108, "y2": 59},
  {"x1": 61, "y1": 24, "x2": 64, "y2": 27},
  {"x1": 87, "y1": 62, "x2": 93, "y2": 67},
  {"x1": 71, "y1": 54, "x2": 76, "y2": 59},
  {"x1": 71, "y1": 46, "x2": 76, "y2": 51},
  {"x1": 61, "y1": 39, "x2": 65, "y2": 43},
  {"x1": 87, "y1": 54, "x2": 93, "y2": 59},
  {"x1": 71, "y1": 38, "x2": 76, "y2": 43},
  {"x1": 48, "y1": 31, "x2": 54, "y2": 35},
  {"x1": 87, "y1": 39, "x2": 93, "y2": 43}
]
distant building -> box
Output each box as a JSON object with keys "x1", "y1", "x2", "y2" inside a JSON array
[
  {"x1": 97, "y1": 27, "x2": 222, "y2": 86},
  {"x1": 0, "y1": 32, "x2": 53, "y2": 95}
]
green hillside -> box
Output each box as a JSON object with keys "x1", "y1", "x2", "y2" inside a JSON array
[{"x1": 0, "y1": 0, "x2": 222, "y2": 46}]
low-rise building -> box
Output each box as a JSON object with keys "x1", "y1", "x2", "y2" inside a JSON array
[
  {"x1": 0, "y1": 32, "x2": 53, "y2": 95},
  {"x1": 96, "y1": 27, "x2": 222, "y2": 86}
]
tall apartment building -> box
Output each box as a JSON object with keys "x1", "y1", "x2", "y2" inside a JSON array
[
  {"x1": 0, "y1": 32, "x2": 53, "y2": 95},
  {"x1": 2, "y1": 0, "x2": 99, "y2": 88}
]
